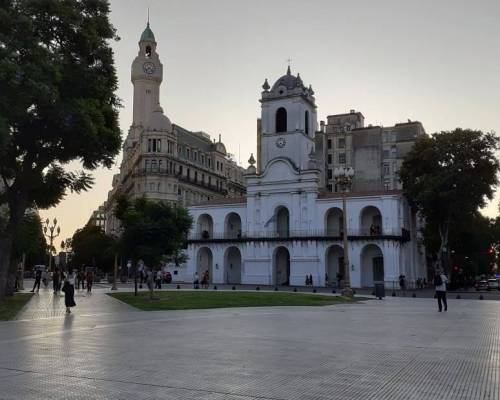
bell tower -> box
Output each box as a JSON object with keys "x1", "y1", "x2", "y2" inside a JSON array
[
  {"x1": 259, "y1": 67, "x2": 318, "y2": 171},
  {"x1": 131, "y1": 21, "x2": 163, "y2": 127}
]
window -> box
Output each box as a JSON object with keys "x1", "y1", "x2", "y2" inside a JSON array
[
  {"x1": 338, "y1": 153, "x2": 346, "y2": 164},
  {"x1": 145, "y1": 160, "x2": 150, "y2": 171},
  {"x1": 145, "y1": 45, "x2": 151, "y2": 58},
  {"x1": 327, "y1": 139, "x2": 332, "y2": 149},
  {"x1": 186, "y1": 148, "x2": 190, "y2": 159},
  {"x1": 209, "y1": 176, "x2": 212, "y2": 186},
  {"x1": 383, "y1": 163, "x2": 389, "y2": 175},
  {"x1": 327, "y1": 154, "x2": 332, "y2": 164},
  {"x1": 201, "y1": 154, "x2": 205, "y2": 164},
  {"x1": 149, "y1": 182, "x2": 155, "y2": 191},
  {"x1": 147, "y1": 139, "x2": 161, "y2": 153},
  {"x1": 201, "y1": 173, "x2": 205, "y2": 184},
  {"x1": 194, "y1": 171, "x2": 198, "y2": 183},
  {"x1": 338, "y1": 138, "x2": 345, "y2": 149},
  {"x1": 194, "y1": 152, "x2": 198, "y2": 161},
  {"x1": 151, "y1": 160, "x2": 158, "y2": 171},
  {"x1": 187, "y1": 168, "x2": 190, "y2": 180},
  {"x1": 327, "y1": 184, "x2": 333, "y2": 192},
  {"x1": 158, "y1": 160, "x2": 163, "y2": 171},
  {"x1": 305, "y1": 110, "x2": 309, "y2": 135},
  {"x1": 179, "y1": 165, "x2": 183, "y2": 175},
  {"x1": 276, "y1": 107, "x2": 287, "y2": 133},
  {"x1": 208, "y1": 158, "x2": 211, "y2": 167},
  {"x1": 328, "y1": 169, "x2": 333, "y2": 179}
]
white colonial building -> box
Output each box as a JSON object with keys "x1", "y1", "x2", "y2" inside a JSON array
[{"x1": 185, "y1": 68, "x2": 426, "y2": 288}]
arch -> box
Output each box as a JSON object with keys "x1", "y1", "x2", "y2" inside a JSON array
[
  {"x1": 325, "y1": 207, "x2": 343, "y2": 236},
  {"x1": 305, "y1": 110, "x2": 309, "y2": 135},
  {"x1": 224, "y1": 246, "x2": 242, "y2": 284},
  {"x1": 360, "y1": 244, "x2": 384, "y2": 287},
  {"x1": 145, "y1": 45, "x2": 152, "y2": 58},
  {"x1": 275, "y1": 206, "x2": 290, "y2": 237},
  {"x1": 360, "y1": 206, "x2": 383, "y2": 235},
  {"x1": 273, "y1": 246, "x2": 290, "y2": 286},
  {"x1": 196, "y1": 247, "x2": 213, "y2": 283},
  {"x1": 224, "y1": 212, "x2": 242, "y2": 239},
  {"x1": 197, "y1": 214, "x2": 213, "y2": 239},
  {"x1": 276, "y1": 107, "x2": 287, "y2": 133},
  {"x1": 325, "y1": 245, "x2": 345, "y2": 287}
]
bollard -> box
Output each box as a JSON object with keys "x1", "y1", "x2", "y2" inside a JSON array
[
  {"x1": 352, "y1": 290, "x2": 356, "y2": 295},
  {"x1": 392, "y1": 292, "x2": 396, "y2": 297},
  {"x1": 176, "y1": 284, "x2": 180, "y2": 290},
  {"x1": 479, "y1": 295, "x2": 484, "y2": 300},
  {"x1": 293, "y1": 287, "x2": 297, "y2": 292},
  {"x1": 313, "y1": 288, "x2": 317, "y2": 293},
  {"x1": 332, "y1": 289, "x2": 336, "y2": 294},
  {"x1": 256, "y1": 286, "x2": 260, "y2": 291},
  {"x1": 195, "y1": 285, "x2": 199, "y2": 290},
  {"x1": 412, "y1": 293, "x2": 416, "y2": 298},
  {"x1": 274, "y1": 287, "x2": 278, "y2": 291},
  {"x1": 371, "y1": 291, "x2": 375, "y2": 296},
  {"x1": 213, "y1": 286, "x2": 217, "y2": 290},
  {"x1": 232, "y1": 286, "x2": 235, "y2": 290}
]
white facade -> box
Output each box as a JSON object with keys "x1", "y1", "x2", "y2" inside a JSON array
[{"x1": 185, "y1": 69, "x2": 426, "y2": 288}]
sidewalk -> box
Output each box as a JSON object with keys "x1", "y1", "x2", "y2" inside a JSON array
[{"x1": 16, "y1": 285, "x2": 135, "y2": 321}]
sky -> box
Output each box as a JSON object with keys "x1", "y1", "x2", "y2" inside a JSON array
[{"x1": 40, "y1": 0, "x2": 500, "y2": 246}]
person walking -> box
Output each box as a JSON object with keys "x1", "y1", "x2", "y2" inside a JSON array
[
  {"x1": 62, "y1": 273, "x2": 76, "y2": 314},
  {"x1": 336, "y1": 272, "x2": 343, "y2": 289},
  {"x1": 155, "y1": 270, "x2": 162, "y2": 290},
  {"x1": 434, "y1": 270, "x2": 448, "y2": 312},
  {"x1": 193, "y1": 271, "x2": 199, "y2": 289},
  {"x1": 305, "y1": 275, "x2": 309, "y2": 287},
  {"x1": 53, "y1": 269, "x2": 60, "y2": 294},
  {"x1": 399, "y1": 274, "x2": 407, "y2": 296},
  {"x1": 309, "y1": 274, "x2": 313, "y2": 287},
  {"x1": 86, "y1": 270, "x2": 94, "y2": 293},
  {"x1": 31, "y1": 268, "x2": 42, "y2": 293}
]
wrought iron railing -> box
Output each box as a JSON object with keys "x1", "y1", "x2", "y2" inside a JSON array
[{"x1": 188, "y1": 228, "x2": 410, "y2": 241}]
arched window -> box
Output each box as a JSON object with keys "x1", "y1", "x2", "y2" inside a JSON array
[
  {"x1": 276, "y1": 107, "x2": 287, "y2": 133},
  {"x1": 145, "y1": 45, "x2": 151, "y2": 58},
  {"x1": 305, "y1": 110, "x2": 309, "y2": 134}
]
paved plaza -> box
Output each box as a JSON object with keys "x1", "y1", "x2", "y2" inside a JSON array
[{"x1": 0, "y1": 287, "x2": 498, "y2": 399}]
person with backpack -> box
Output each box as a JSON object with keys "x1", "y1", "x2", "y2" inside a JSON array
[
  {"x1": 434, "y1": 269, "x2": 448, "y2": 312},
  {"x1": 31, "y1": 268, "x2": 42, "y2": 293}
]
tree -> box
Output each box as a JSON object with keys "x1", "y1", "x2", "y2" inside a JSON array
[
  {"x1": 0, "y1": 1, "x2": 121, "y2": 299},
  {"x1": 11, "y1": 211, "x2": 47, "y2": 269},
  {"x1": 400, "y1": 128, "x2": 499, "y2": 272},
  {"x1": 115, "y1": 196, "x2": 193, "y2": 296},
  {"x1": 71, "y1": 224, "x2": 115, "y2": 272}
]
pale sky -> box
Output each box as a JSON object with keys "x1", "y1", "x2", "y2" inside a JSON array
[{"x1": 40, "y1": 0, "x2": 500, "y2": 246}]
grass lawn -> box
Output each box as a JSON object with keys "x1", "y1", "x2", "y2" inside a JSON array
[
  {"x1": 109, "y1": 290, "x2": 361, "y2": 311},
  {"x1": 0, "y1": 293, "x2": 33, "y2": 320}
]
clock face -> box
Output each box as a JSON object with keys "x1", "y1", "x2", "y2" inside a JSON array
[
  {"x1": 143, "y1": 62, "x2": 156, "y2": 75},
  {"x1": 276, "y1": 137, "x2": 286, "y2": 148}
]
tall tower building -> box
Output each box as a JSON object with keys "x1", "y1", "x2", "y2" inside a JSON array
[{"x1": 104, "y1": 22, "x2": 246, "y2": 233}]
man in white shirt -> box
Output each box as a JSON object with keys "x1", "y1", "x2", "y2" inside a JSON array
[{"x1": 434, "y1": 269, "x2": 448, "y2": 312}]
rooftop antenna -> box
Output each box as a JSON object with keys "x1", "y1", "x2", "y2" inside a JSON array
[{"x1": 147, "y1": 7, "x2": 150, "y2": 25}]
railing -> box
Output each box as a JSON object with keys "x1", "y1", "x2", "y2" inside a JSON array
[{"x1": 188, "y1": 228, "x2": 411, "y2": 241}]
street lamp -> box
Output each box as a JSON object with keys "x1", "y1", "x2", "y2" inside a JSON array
[
  {"x1": 43, "y1": 218, "x2": 61, "y2": 272},
  {"x1": 333, "y1": 166, "x2": 355, "y2": 298}
]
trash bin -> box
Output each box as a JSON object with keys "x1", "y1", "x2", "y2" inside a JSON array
[{"x1": 374, "y1": 282, "x2": 385, "y2": 299}]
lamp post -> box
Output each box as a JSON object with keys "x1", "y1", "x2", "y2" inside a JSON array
[
  {"x1": 43, "y1": 218, "x2": 61, "y2": 272},
  {"x1": 333, "y1": 166, "x2": 354, "y2": 297}
]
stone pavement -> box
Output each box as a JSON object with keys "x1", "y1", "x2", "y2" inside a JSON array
[{"x1": 0, "y1": 287, "x2": 498, "y2": 399}]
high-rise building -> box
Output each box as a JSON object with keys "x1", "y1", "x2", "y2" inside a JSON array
[
  {"x1": 104, "y1": 23, "x2": 245, "y2": 232},
  {"x1": 318, "y1": 110, "x2": 426, "y2": 192}
]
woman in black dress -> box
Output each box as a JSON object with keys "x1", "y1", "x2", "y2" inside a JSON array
[{"x1": 62, "y1": 273, "x2": 76, "y2": 314}]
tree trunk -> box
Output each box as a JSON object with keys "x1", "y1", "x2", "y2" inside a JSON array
[{"x1": 0, "y1": 236, "x2": 13, "y2": 301}]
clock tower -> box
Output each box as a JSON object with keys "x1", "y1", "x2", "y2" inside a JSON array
[
  {"x1": 131, "y1": 22, "x2": 163, "y2": 127},
  {"x1": 259, "y1": 67, "x2": 318, "y2": 171}
]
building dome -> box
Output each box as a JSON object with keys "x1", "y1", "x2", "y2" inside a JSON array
[
  {"x1": 270, "y1": 66, "x2": 305, "y2": 92},
  {"x1": 140, "y1": 22, "x2": 156, "y2": 42},
  {"x1": 147, "y1": 106, "x2": 172, "y2": 132}
]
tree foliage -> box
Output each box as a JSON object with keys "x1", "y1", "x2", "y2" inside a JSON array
[
  {"x1": 400, "y1": 128, "x2": 499, "y2": 271},
  {"x1": 11, "y1": 212, "x2": 47, "y2": 268},
  {"x1": 115, "y1": 196, "x2": 193, "y2": 268},
  {"x1": 0, "y1": 0, "x2": 121, "y2": 299},
  {"x1": 71, "y1": 224, "x2": 115, "y2": 272}
]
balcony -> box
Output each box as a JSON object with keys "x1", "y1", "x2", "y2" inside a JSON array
[{"x1": 187, "y1": 228, "x2": 411, "y2": 243}]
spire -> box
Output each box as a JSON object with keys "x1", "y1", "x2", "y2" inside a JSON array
[
  {"x1": 286, "y1": 65, "x2": 291, "y2": 75},
  {"x1": 140, "y1": 16, "x2": 156, "y2": 42}
]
